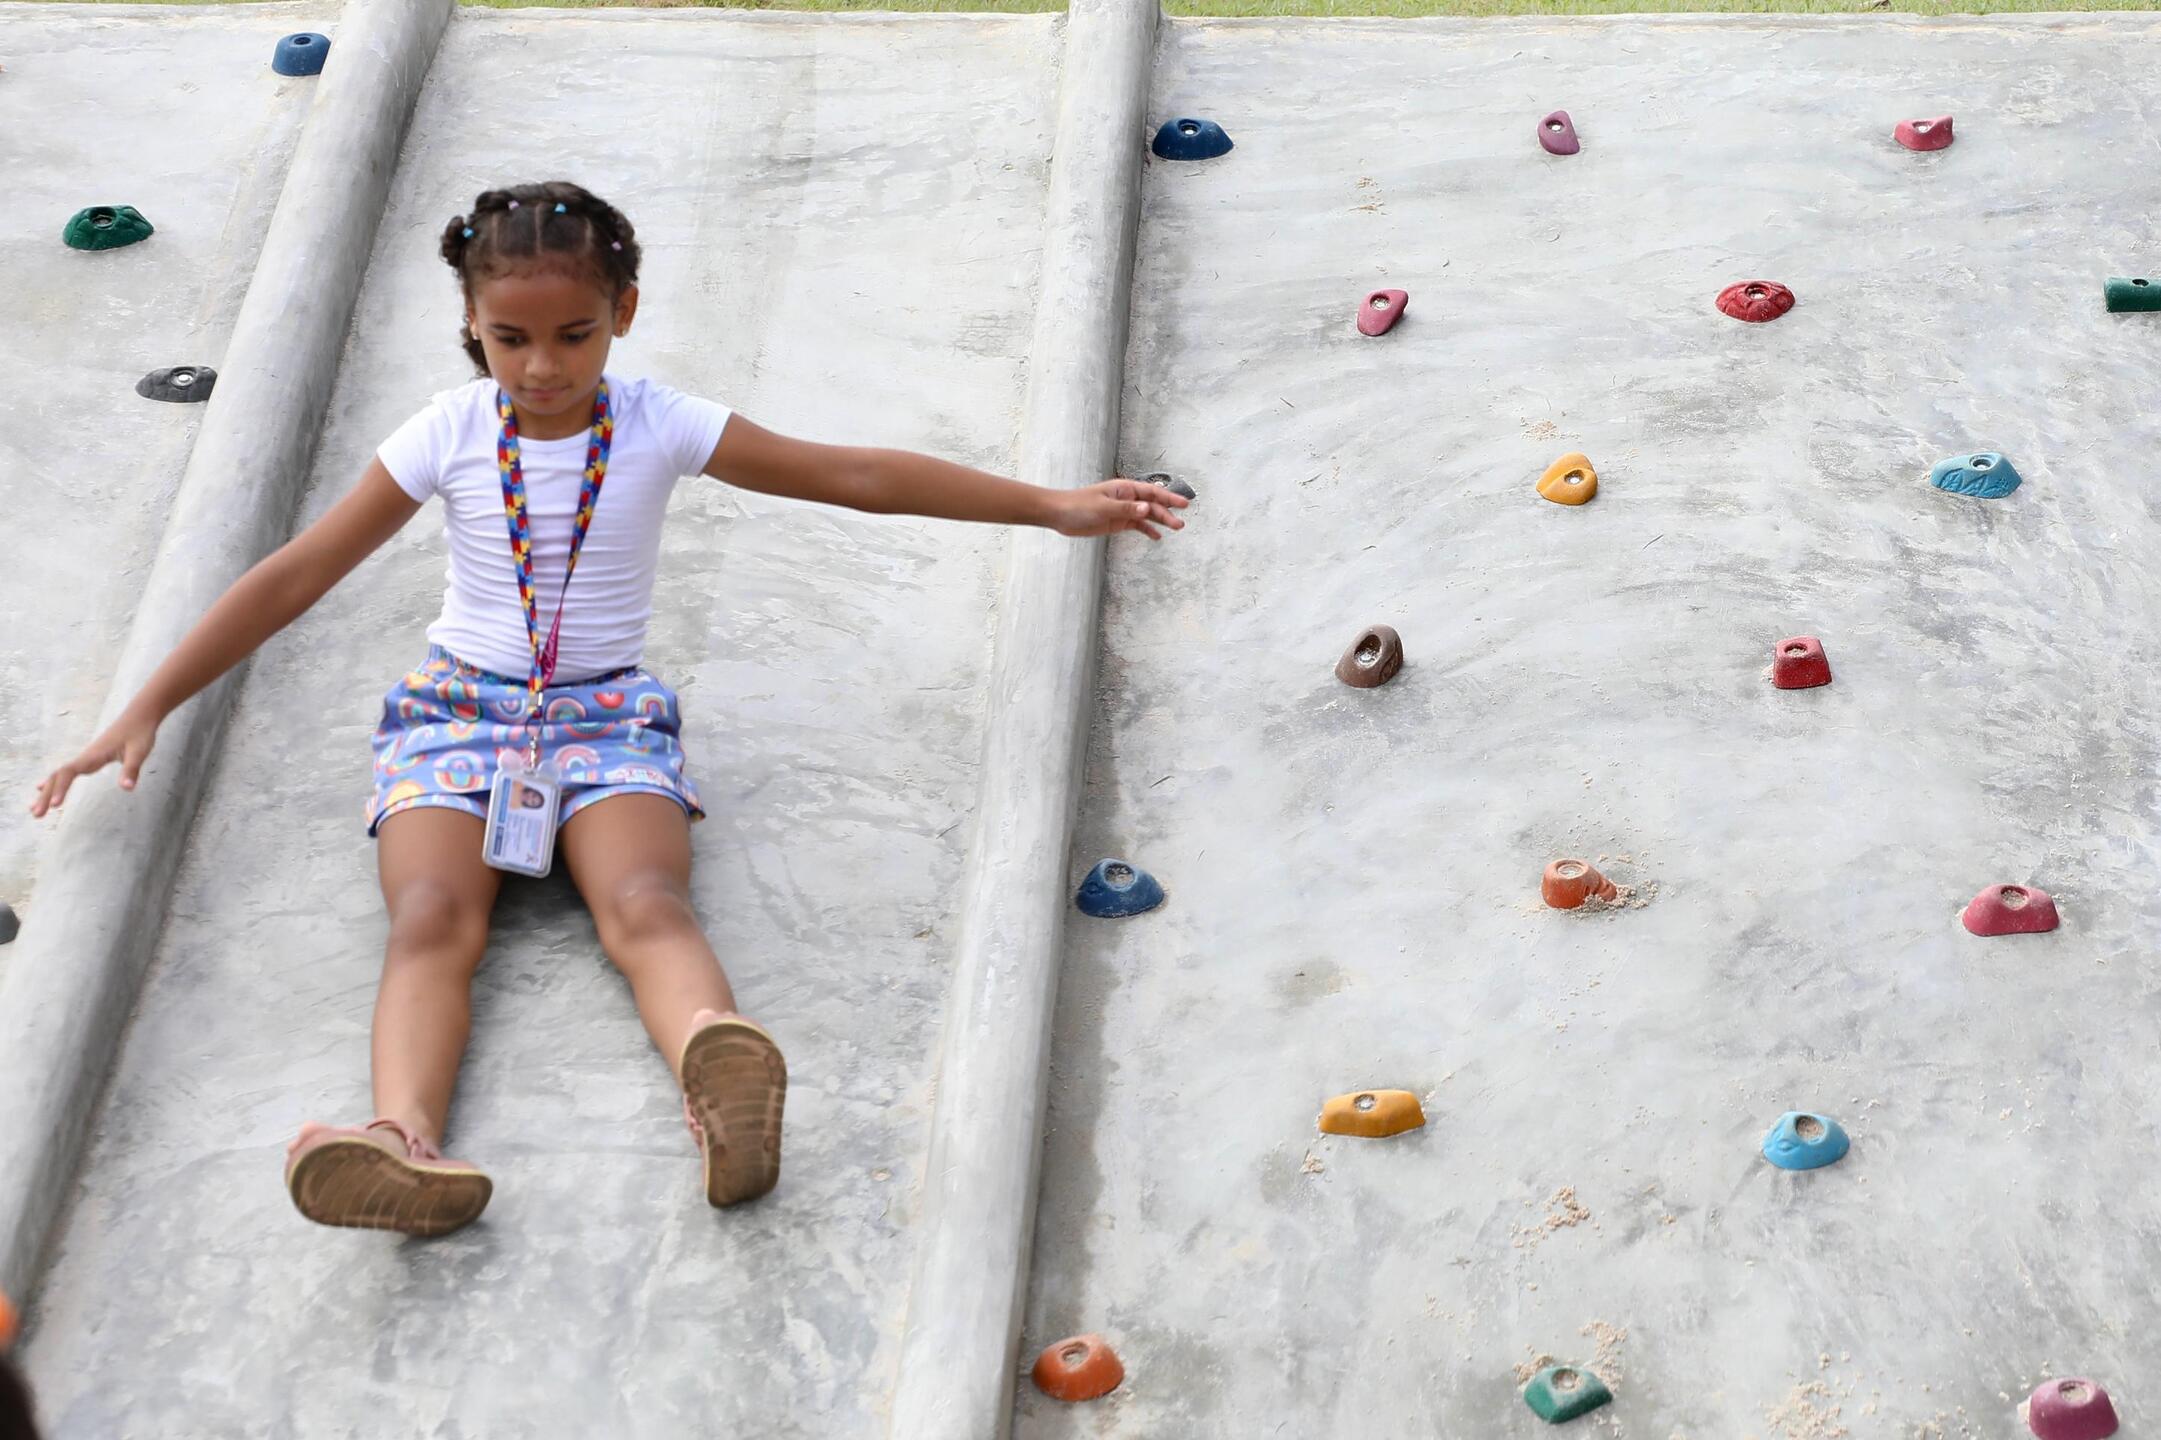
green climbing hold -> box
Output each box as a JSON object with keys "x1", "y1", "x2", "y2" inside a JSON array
[
  {"x1": 64, "y1": 206, "x2": 154, "y2": 252},
  {"x1": 1523, "y1": 1365, "x2": 1612, "y2": 1424},
  {"x1": 2105, "y1": 276, "x2": 2160, "y2": 313}
]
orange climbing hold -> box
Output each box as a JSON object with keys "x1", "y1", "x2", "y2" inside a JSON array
[
  {"x1": 1543, "y1": 859, "x2": 1617, "y2": 910},
  {"x1": 1033, "y1": 1334, "x2": 1125, "y2": 1402},
  {"x1": 1537, "y1": 453, "x2": 1598, "y2": 505},
  {"x1": 1319, "y1": 1089, "x2": 1426, "y2": 1137},
  {"x1": 0, "y1": 1290, "x2": 16, "y2": 1349}
]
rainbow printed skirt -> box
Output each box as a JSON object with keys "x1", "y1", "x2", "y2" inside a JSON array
[{"x1": 367, "y1": 646, "x2": 704, "y2": 835}]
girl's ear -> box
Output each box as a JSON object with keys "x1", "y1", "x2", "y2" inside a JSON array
[{"x1": 614, "y1": 285, "x2": 640, "y2": 338}]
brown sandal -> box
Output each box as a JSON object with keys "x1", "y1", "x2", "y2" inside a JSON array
[
  {"x1": 679, "y1": 1012, "x2": 787, "y2": 1207},
  {"x1": 283, "y1": 1118, "x2": 492, "y2": 1237}
]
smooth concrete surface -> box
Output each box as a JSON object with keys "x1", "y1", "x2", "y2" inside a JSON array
[
  {"x1": 17, "y1": 8, "x2": 1058, "y2": 1438},
  {"x1": 0, "y1": 1, "x2": 334, "y2": 921},
  {"x1": 0, "y1": 0, "x2": 450, "y2": 1304},
  {"x1": 1024, "y1": 13, "x2": 2161, "y2": 1439},
  {"x1": 889, "y1": 2, "x2": 1153, "y2": 1436}
]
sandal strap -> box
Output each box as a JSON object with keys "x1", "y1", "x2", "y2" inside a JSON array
[{"x1": 364, "y1": 1117, "x2": 445, "y2": 1163}]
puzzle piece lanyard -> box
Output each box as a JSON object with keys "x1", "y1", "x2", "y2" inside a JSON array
[{"x1": 496, "y1": 380, "x2": 613, "y2": 767}]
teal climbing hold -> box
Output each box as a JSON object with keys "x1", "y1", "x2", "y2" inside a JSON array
[
  {"x1": 63, "y1": 206, "x2": 153, "y2": 252},
  {"x1": 1075, "y1": 859, "x2": 1165, "y2": 918},
  {"x1": 2105, "y1": 276, "x2": 2160, "y2": 312},
  {"x1": 1761, "y1": 1112, "x2": 1849, "y2": 1170},
  {"x1": 1523, "y1": 1366, "x2": 1612, "y2": 1423},
  {"x1": 1929, "y1": 451, "x2": 2021, "y2": 500},
  {"x1": 1152, "y1": 118, "x2": 1233, "y2": 162}
]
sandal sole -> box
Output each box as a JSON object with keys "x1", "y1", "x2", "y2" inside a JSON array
[
  {"x1": 284, "y1": 1136, "x2": 492, "y2": 1237},
  {"x1": 681, "y1": 1018, "x2": 788, "y2": 1207}
]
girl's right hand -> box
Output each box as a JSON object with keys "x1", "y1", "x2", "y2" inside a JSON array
[{"x1": 31, "y1": 708, "x2": 160, "y2": 818}]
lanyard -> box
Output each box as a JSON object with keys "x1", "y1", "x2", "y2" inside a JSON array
[{"x1": 496, "y1": 381, "x2": 613, "y2": 760}]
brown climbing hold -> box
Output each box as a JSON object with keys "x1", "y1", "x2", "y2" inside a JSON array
[
  {"x1": 1895, "y1": 115, "x2": 1954, "y2": 151},
  {"x1": 1336, "y1": 624, "x2": 1403, "y2": 688},
  {"x1": 1319, "y1": 1089, "x2": 1426, "y2": 1138},
  {"x1": 1536, "y1": 452, "x2": 1598, "y2": 506},
  {"x1": 1033, "y1": 1334, "x2": 1124, "y2": 1402},
  {"x1": 1357, "y1": 288, "x2": 1409, "y2": 336},
  {"x1": 1717, "y1": 281, "x2": 1795, "y2": 323},
  {"x1": 1542, "y1": 859, "x2": 1617, "y2": 910}
]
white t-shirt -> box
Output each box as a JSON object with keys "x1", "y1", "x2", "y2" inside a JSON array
[{"x1": 377, "y1": 373, "x2": 731, "y2": 681}]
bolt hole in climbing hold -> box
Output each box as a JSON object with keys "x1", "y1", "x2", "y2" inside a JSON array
[
  {"x1": 1180, "y1": 121, "x2": 1198, "y2": 134},
  {"x1": 1795, "y1": 1115, "x2": 1825, "y2": 1140},
  {"x1": 92, "y1": 210, "x2": 115, "y2": 229},
  {"x1": 1103, "y1": 863, "x2": 1134, "y2": 887},
  {"x1": 1552, "y1": 1369, "x2": 1581, "y2": 1392},
  {"x1": 1335, "y1": 624, "x2": 1403, "y2": 687},
  {"x1": 2024, "y1": 1375, "x2": 2118, "y2": 1440},
  {"x1": 2000, "y1": 885, "x2": 2029, "y2": 908},
  {"x1": 1554, "y1": 860, "x2": 1585, "y2": 879},
  {"x1": 1536, "y1": 452, "x2": 1599, "y2": 505},
  {"x1": 1032, "y1": 1335, "x2": 1124, "y2": 1403},
  {"x1": 1747, "y1": 284, "x2": 1766, "y2": 297},
  {"x1": 1354, "y1": 1092, "x2": 1377, "y2": 1111},
  {"x1": 1972, "y1": 454, "x2": 1993, "y2": 469}
]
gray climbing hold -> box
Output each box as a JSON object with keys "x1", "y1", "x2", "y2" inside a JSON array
[
  {"x1": 136, "y1": 366, "x2": 217, "y2": 404},
  {"x1": 1075, "y1": 858, "x2": 1165, "y2": 918},
  {"x1": 0, "y1": 903, "x2": 18, "y2": 945},
  {"x1": 1141, "y1": 471, "x2": 1196, "y2": 501}
]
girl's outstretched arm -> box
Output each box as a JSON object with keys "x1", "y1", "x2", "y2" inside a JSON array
[
  {"x1": 31, "y1": 459, "x2": 422, "y2": 816},
  {"x1": 700, "y1": 417, "x2": 1189, "y2": 540}
]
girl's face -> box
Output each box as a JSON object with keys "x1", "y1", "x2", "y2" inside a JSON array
[{"x1": 467, "y1": 269, "x2": 638, "y2": 431}]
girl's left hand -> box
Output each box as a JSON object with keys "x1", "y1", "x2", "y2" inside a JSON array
[{"x1": 1054, "y1": 477, "x2": 1191, "y2": 540}]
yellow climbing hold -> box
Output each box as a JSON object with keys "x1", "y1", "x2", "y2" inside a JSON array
[
  {"x1": 1318, "y1": 1089, "x2": 1426, "y2": 1138},
  {"x1": 1536, "y1": 452, "x2": 1598, "y2": 506}
]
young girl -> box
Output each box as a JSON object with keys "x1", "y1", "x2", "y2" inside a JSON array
[{"x1": 31, "y1": 180, "x2": 1186, "y2": 1238}]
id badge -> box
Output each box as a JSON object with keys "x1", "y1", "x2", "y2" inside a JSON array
[{"x1": 483, "y1": 753, "x2": 562, "y2": 877}]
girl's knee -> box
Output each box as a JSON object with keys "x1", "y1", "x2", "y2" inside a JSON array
[
  {"x1": 592, "y1": 875, "x2": 699, "y2": 953},
  {"x1": 384, "y1": 880, "x2": 491, "y2": 965}
]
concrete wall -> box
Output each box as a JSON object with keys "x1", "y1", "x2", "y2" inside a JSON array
[
  {"x1": 1024, "y1": 13, "x2": 2161, "y2": 1438},
  {"x1": 19, "y1": 9, "x2": 1058, "y2": 1437}
]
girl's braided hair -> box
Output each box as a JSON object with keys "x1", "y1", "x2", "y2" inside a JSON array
[{"x1": 438, "y1": 181, "x2": 642, "y2": 376}]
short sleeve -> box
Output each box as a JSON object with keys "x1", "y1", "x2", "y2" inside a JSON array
[
  {"x1": 376, "y1": 396, "x2": 455, "y2": 502},
  {"x1": 639, "y1": 382, "x2": 734, "y2": 478}
]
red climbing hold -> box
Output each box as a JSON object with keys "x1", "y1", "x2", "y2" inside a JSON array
[
  {"x1": 1717, "y1": 281, "x2": 1795, "y2": 323},
  {"x1": 1963, "y1": 884, "x2": 2060, "y2": 937},
  {"x1": 1895, "y1": 116, "x2": 1955, "y2": 152},
  {"x1": 1538, "y1": 110, "x2": 1580, "y2": 156},
  {"x1": 1358, "y1": 289, "x2": 1409, "y2": 336},
  {"x1": 1771, "y1": 636, "x2": 1831, "y2": 690},
  {"x1": 1542, "y1": 859, "x2": 1617, "y2": 911},
  {"x1": 2025, "y1": 1378, "x2": 2118, "y2": 1440},
  {"x1": 1033, "y1": 1335, "x2": 1125, "y2": 1402}
]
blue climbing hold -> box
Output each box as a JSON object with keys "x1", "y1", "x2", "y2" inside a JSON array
[
  {"x1": 1075, "y1": 858, "x2": 1165, "y2": 918},
  {"x1": 1152, "y1": 118, "x2": 1233, "y2": 162},
  {"x1": 1929, "y1": 451, "x2": 2022, "y2": 500},
  {"x1": 272, "y1": 33, "x2": 331, "y2": 77},
  {"x1": 1760, "y1": 1112, "x2": 1850, "y2": 1171}
]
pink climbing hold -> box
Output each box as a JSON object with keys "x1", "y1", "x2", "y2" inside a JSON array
[
  {"x1": 2024, "y1": 1378, "x2": 2118, "y2": 1440},
  {"x1": 1357, "y1": 289, "x2": 1409, "y2": 336},
  {"x1": 1717, "y1": 281, "x2": 1795, "y2": 323},
  {"x1": 1771, "y1": 636, "x2": 1831, "y2": 690},
  {"x1": 1538, "y1": 110, "x2": 1580, "y2": 156},
  {"x1": 1895, "y1": 116, "x2": 1955, "y2": 152},
  {"x1": 1962, "y1": 884, "x2": 2060, "y2": 937}
]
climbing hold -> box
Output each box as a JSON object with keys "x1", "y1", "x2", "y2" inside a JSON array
[
  {"x1": 136, "y1": 366, "x2": 217, "y2": 404},
  {"x1": 1962, "y1": 884, "x2": 2059, "y2": 937},
  {"x1": 1151, "y1": 117, "x2": 1232, "y2": 162},
  {"x1": 0, "y1": 1289, "x2": 14, "y2": 1348},
  {"x1": 2104, "y1": 276, "x2": 2160, "y2": 312},
  {"x1": 1537, "y1": 111, "x2": 1581, "y2": 156},
  {"x1": 1717, "y1": 281, "x2": 1795, "y2": 323},
  {"x1": 1523, "y1": 1365, "x2": 1612, "y2": 1423},
  {"x1": 1542, "y1": 859, "x2": 1616, "y2": 910},
  {"x1": 1536, "y1": 452, "x2": 1598, "y2": 506},
  {"x1": 1929, "y1": 451, "x2": 2022, "y2": 500},
  {"x1": 1760, "y1": 1112, "x2": 1849, "y2": 1170},
  {"x1": 62, "y1": 205, "x2": 153, "y2": 252},
  {"x1": 1033, "y1": 1335, "x2": 1124, "y2": 1402},
  {"x1": 272, "y1": 33, "x2": 331, "y2": 77},
  {"x1": 0, "y1": 903, "x2": 16, "y2": 946},
  {"x1": 1140, "y1": 471, "x2": 1196, "y2": 501},
  {"x1": 2024, "y1": 1378, "x2": 2118, "y2": 1440},
  {"x1": 1335, "y1": 625, "x2": 1403, "y2": 688},
  {"x1": 1075, "y1": 858, "x2": 1164, "y2": 918},
  {"x1": 1357, "y1": 289, "x2": 1409, "y2": 337},
  {"x1": 1318, "y1": 1089, "x2": 1425, "y2": 1138},
  {"x1": 1771, "y1": 636, "x2": 1832, "y2": 690},
  {"x1": 1895, "y1": 115, "x2": 1954, "y2": 151}
]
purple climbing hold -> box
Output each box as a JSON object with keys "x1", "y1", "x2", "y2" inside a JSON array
[
  {"x1": 2024, "y1": 1378, "x2": 2118, "y2": 1440},
  {"x1": 1538, "y1": 111, "x2": 1580, "y2": 156}
]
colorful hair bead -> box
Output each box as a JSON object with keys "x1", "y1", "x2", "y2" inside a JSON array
[
  {"x1": 462, "y1": 226, "x2": 474, "y2": 238},
  {"x1": 554, "y1": 202, "x2": 567, "y2": 213},
  {"x1": 610, "y1": 241, "x2": 622, "y2": 250},
  {"x1": 508, "y1": 199, "x2": 520, "y2": 210}
]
